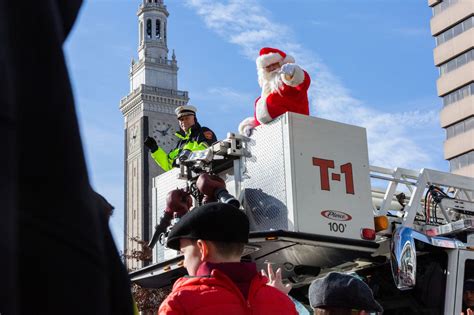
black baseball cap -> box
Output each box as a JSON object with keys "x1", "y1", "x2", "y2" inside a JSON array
[
  {"x1": 166, "y1": 202, "x2": 249, "y2": 251},
  {"x1": 465, "y1": 279, "x2": 474, "y2": 291},
  {"x1": 309, "y1": 272, "x2": 383, "y2": 312}
]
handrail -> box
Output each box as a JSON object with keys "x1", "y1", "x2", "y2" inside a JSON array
[{"x1": 120, "y1": 85, "x2": 188, "y2": 105}]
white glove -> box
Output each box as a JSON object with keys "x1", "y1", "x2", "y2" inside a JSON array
[
  {"x1": 238, "y1": 117, "x2": 256, "y2": 137},
  {"x1": 242, "y1": 125, "x2": 254, "y2": 137},
  {"x1": 280, "y1": 63, "x2": 297, "y2": 77}
]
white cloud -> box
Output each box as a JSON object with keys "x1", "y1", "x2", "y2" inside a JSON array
[
  {"x1": 184, "y1": 0, "x2": 444, "y2": 170},
  {"x1": 191, "y1": 87, "x2": 254, "y2": 115},
  {"x1": 207, "y1": 87, "x2": 253, "y2": 106},
  {"x1": 208, "y1": 86, "x2": 251, "y2": 100},
  {"x1": 184, "y1": 0, "x2": 290, "y2": 59}
]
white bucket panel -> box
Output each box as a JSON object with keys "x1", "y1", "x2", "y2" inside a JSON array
[
  {"x1": 287, "y1": 113, "x2": 374, "y2": 239},
  {"x1": 241, "y1": 113, "x2": 374, "y2": 240}
]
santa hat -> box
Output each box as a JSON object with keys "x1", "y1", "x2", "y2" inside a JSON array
[{"x1": 256, "y1": 47, "x2": 295, "y2": 69}]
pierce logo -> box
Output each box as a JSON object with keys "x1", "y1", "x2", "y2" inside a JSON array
[{"x1": 321, "y1": 210, "x2": 352, "y2": 221}]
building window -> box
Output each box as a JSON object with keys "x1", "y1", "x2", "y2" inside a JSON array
[
  {"x1": 164, "y1": 22, "x2": 167, "y2": 41},
  {"x1": 139, "y1": 21, "x2": 143, "y2": 44},
  {"x1": 446, "y1": 116, "x2": 474, "y2": 139},
  {"x1": 439, "y1": 49, "x2": 474, "y2": 76},
  {"x1": 443, "y1": 83, "x2": 474, "y2": 107},
  {"x1": 155, "y1": 19, "x2": 161, "y2": 39},
  {"x1": 432, "y1": 0, "x2": 459, "y2": 16},
  {"x1": 435, "y1": 17, "x2": 474, "y2": 46},
  {"x1": 449, "y1": 151, "x2": 474, "y2": 171},
  {"x1": 146, "y1": 19, "x2": 152, "y2": 39}
]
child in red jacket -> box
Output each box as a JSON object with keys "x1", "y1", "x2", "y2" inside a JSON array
[{"x1": 159, "y1": 202, "x2": 298, "y2": 315}]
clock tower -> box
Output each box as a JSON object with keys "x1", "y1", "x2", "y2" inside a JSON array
[{"x1": 119, "y1": 0, "x2": 189, "y2": 269}]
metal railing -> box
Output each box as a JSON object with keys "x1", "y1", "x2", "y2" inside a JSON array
[
  {"x1": 120, "y1": 85, "x2": 188, "y2": 105},
  {"x1": 370, "y1": 165, "x2": 474, "y2": 228}
]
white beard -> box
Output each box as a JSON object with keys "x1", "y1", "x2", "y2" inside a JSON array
[{"x1": 257, "y1": 67, "x2": 283, "y2": 98}]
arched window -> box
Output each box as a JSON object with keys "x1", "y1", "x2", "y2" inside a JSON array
[
  {"x1": 146, "y1": 19, "x2": 152, "y2": 39},
  {"x1": 139, "y1": 21, "x2": 143, "y2": 44},
  {"x1": 155, "y1": 19, "x2": 161, "y2": 39},
  {"x1": 164, "y1": 22, "x2": 167, "y2": 41}
]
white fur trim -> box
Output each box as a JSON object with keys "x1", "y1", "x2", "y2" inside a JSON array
[
  {"x1": 281, "y1": 65, "x2": 305, "y2": 87},
  {"x1": 282, "y1": 55, "x2": 295, "y2": 65},
  {"x1": 238, "y1": 117, "x2": 256, "y2": 135},
  {"x1": 256, "y1": 52, "x2": 283, "y2": 68},
  {"x1": 255, "y1": 97, "x2": 272, "y2": 124}
]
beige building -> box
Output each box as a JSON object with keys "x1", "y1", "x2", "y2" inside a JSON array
[{"x1": 428, "y1": 0, "x2": 474, "y2": 177}]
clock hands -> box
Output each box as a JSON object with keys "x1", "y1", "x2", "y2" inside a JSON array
[{"x1": 157, "y1": 125, "x2": 172, "y2": 136}]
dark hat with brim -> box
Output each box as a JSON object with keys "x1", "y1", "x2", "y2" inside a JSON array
[
  {"x1": 465, "y1": 279, "x2": 474, "y2": 291},
  {"x1": 166, "y1": 202, "x2": 249, "y2": 251},
  {"x1": 309, "y1": 272, "x2": 383, "y2": 312}
]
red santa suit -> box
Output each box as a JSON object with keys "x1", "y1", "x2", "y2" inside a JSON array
[{"x1": 239, "y1": 47, "x2": 311, "y2": 134}]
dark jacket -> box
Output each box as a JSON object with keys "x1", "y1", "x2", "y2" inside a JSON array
[
  {"x1": 175, "y1": 122, "x2": 216, "y2": 150},
  {"x1": 0, "y1": 1, "x2": 133, "y2": 314}
]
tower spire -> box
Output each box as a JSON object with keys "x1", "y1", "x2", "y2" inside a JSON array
[
  {"x1": 129, "y1": 0, "x2": 177, "y2": 92},
  {"x1": 137, "y1": 0, "x2": 169, "y2": 60},
  {"x1": 121, "y1": 0, "x2": 189, "y2": 270}
]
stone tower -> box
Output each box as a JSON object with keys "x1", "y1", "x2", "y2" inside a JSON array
[{"x1": 120, "y1": 0, "x2": 189, "y2": 269}]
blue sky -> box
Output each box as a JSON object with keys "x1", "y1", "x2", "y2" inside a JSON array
[{"x1": 64, "y1": 0, "x2": 445, "y2": 250}]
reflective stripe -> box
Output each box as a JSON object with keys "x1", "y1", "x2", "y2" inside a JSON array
[
  {"x1": 175, "y1": 128, "x2": 192, "y2": 140},
  {"x1": 168, "y1": 148, "x2": 180, "y2": 160},
  {"x1": 182, "y1": 140, "x2": 208, "y2": 152},
  {"x1": 175, "y1": 132, "x2": 186, "y2": 140},
  {"x1": 151, "y1": 147, "x2": 173, "y2": 171}
]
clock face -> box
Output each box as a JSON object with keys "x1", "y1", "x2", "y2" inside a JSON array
[
  {"x1": 128, "y1": 125, "x2": 139, "y2": 150},
  {"x1": 151, "y1": 120, "x2": 178, "y2": 151}
]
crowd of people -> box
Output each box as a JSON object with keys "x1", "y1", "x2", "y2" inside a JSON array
[
  {"x1": 156, "y1": 202, "x2": 385, "y2": 315},
  {"x1": 150, "y1": 197, "x2": 474, "y2": 315}
]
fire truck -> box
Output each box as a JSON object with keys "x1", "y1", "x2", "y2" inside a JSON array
[{"x1": 130, "y1": 113, "x2": 474, "y2": 314}]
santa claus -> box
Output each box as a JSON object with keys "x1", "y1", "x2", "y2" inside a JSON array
[{"x1": 239, "y1": 47, "x2": 311, "y2": 136}]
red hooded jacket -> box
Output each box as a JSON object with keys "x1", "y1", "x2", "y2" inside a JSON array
[{"x1": 158, "y1": 263, "x2": 298, "y2": 315}]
